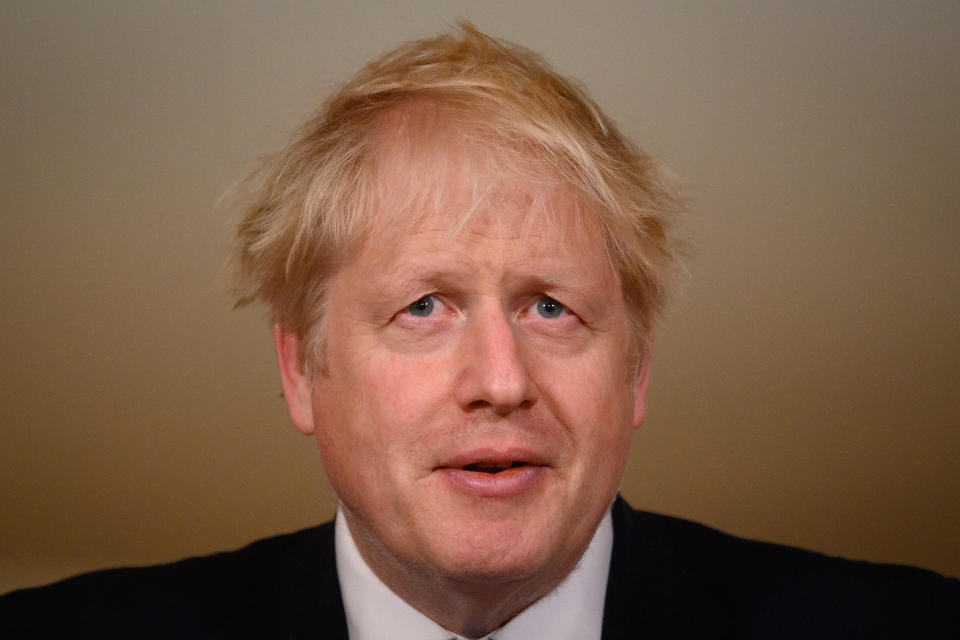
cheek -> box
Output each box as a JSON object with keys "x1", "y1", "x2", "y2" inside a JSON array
[
  {"x1": 364, "y1": 350, "x2": 452, "y2": 428},
  {"x1": 534, "y1": 351, "x2": 636, "y2": 451},
  {"x1": 312, "y1": 351, "x2": 449, "y2": 469}
]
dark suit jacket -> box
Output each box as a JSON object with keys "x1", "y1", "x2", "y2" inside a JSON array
[{"x1": 2, "y1": 497, "x2": 958, "y2": 638}]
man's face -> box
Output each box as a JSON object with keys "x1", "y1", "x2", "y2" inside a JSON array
[{"x1": 278, "y1": 145, "x2": 649, "y2": 589}]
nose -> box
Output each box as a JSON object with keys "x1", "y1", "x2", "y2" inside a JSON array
[{"x1": 455, "y1": 307, "x2": 538, "y2": 415}]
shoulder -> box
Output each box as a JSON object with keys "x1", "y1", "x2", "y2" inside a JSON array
[
  {"x1": 605, "y1": 498, "x2": 960, "y2": 639},
  {"x1": 0, "y1": 522, "x2": 345, "y2": 639}
]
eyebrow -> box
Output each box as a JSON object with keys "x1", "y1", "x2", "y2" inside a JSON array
[
  {"x1": 379, "y1": 258, "x2": 579, "y2": 290},
  {"x1": 363, "y1": 241, "x2": 617, "y2": 296},
  {"x1": 368, "y1": 264, "x2": 477, "y2": 299}
]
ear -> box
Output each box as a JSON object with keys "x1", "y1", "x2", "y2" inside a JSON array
[
  {"x1": 273, "y1": 324, "x2": 316, "y2": 436},
  {"x1": 633, "y1": 327, "x2": 655, "y2": 429}
]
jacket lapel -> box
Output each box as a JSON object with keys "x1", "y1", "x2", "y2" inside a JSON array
[{"x1": 602, "y1": 497, "x2": 734, "y2": 639}]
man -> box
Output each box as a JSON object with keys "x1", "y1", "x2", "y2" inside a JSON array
[{"x1": 2, "y1": 23, "x2": 957, "y2": 639}]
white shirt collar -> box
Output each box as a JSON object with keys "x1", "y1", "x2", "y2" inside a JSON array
[{"x1": 335, "y1": 507, "x2": 613, "y2": 640}]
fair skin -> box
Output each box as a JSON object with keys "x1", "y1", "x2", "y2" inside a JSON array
[{"x1": 275, "y1": 137, "x2": 651, "y2": 636}]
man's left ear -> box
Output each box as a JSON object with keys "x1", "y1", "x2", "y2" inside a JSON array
[{"x1": 633, "y1": 330, "x2": 654, "y2": 429}]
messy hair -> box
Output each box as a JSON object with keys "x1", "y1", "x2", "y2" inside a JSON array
[{"x1": 226, "y1": 22, "x2": 683, "y2": 377}]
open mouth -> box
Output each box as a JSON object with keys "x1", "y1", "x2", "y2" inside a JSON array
[
  {"x1": 438, "y1": 455, "x2": 544, "y2": 495},
  {"x1": 461, "y1": 461, "x2": 529, "y2": 474}
]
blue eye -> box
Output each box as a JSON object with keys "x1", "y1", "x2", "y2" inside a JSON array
[
  {"x1": 408, "y1": 295, "x2": 435, "y2": 317},
  {"x1": 536, "y1": 296, "x2": 564, "y2": 319}
]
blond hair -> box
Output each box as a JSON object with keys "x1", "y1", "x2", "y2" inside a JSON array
[{"x1": 226, "y1": 22, "x2": 683, "y2": 376}]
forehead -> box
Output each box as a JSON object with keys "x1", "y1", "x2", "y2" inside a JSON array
[{"x1": 362, "y1": 104, "x2": 606, "y2": 261}]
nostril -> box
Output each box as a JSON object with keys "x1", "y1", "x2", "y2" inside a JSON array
[{"x1": 462, "y1": 397, "x2": 535, "y2": 414}]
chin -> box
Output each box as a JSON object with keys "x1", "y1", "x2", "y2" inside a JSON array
[
  {"x1": 436, "y1": 551, "x2": 554, "y2": 586},
  {"x1": 424, "y1": 520, "x2": 569, "y2": 584}
]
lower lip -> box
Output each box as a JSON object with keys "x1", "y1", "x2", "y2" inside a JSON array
[{"x1": 435, "y1": 465, "x2": 547, "y2": 497}]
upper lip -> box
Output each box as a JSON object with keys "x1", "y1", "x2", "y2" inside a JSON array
[{"x1": 437, "y1": 447, "x2": 549, "y2": 471}]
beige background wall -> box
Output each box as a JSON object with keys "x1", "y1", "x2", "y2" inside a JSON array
[{"x1": 1, "y1": 1, "x2": 957, "y2": 593}]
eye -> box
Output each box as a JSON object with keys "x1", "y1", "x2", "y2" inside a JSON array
[
  {"x1": 535, "y1": 296, "x2": 565, "y2": 319},
  {"x1": 407, "y1": 295, "x2": 437, "y2": 317}
]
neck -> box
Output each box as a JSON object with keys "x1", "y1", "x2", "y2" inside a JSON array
[{"x1": 341, "y1": 512, "x2": 587, "y2": 638}]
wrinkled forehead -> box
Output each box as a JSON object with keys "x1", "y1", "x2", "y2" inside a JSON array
[{"x1": 360, "y1": 100, "x2": 605, "y2": 256}]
